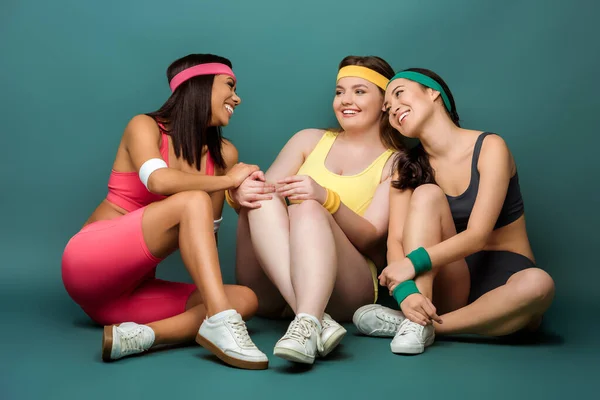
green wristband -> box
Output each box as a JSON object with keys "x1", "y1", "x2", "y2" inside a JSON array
[
  {"x1": 392, "y1": 280, "x2": 421, "y2": 306},
  {"x1": 407, "y1": 247, "x2": 432, "y2": 275}
]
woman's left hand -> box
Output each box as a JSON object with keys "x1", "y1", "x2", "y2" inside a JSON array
[
  {"x1": 276, "y1": 175, "x2": 327, "y2": 204},
  {"x1": 378, "y1": 258, "x2": 416, "y2": 294}
]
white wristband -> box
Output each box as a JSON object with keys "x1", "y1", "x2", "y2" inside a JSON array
[
  {"x1": 139, "y1": 158, "x2": 168, "y2": 189},
  {"x1": 213, "y1": 216, "x2": 223, "y2": 233}
]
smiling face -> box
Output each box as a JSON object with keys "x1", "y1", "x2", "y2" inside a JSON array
[
  {"x1": 333, "y1": 76, "x2": 384, "y2": 132},
  {"x1": 209, "y1": 74, "x2": 241, "y2": 126},
  {"x1": 384, "y1": 78, "x2": 441, "y2": 138}
]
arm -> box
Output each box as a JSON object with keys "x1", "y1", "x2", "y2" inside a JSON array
[
  {"x1": 125, "y1": 115, "x2": 257, "y2": 195},
  {"x1": 214, "y1": 139, "x2": 241, "y2": 213},
  {"x1": 264, "y1": 128, "x2": 324, "y2": 183},
  {"x1": 423, "y1": 135, "x2": 512, "y2": 269},
  {"x1": 227, "y1": 128, "x2": 323, "y2": 213},
  {"x1": 221, "y1": 139, "x2": 240, "y2": 175},
  {"x1": 380, "y1": 136, "x2": 513, "y2": 289},
  {"x1": 332, "y1": 178, "x2": 390, "y2": 254},
  {"x1": 386, "y1": 178, "x2": 413, "y2": 263},
  {"x1": 329, "y1": 155, "x2": 398, "y2": 254}
]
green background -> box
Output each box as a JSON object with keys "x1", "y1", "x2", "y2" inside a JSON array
[{"x1": 1, "y1": 0, "x2": 597, "y2": 399}]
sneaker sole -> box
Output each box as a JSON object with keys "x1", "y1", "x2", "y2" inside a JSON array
[
  {"x1": 101, "y1": 325, "x2": 114, "y2": 362},
  {"x1": 195, "y1": 333, "x2": 268, "y2": 370},
  {"x1": 390, "y1": 335, "x2": 435, "y2": 355},
  {"x1": 319, "y1": 327, "x2": 346, "y2": 357},
  {"x1": 273, "y1": 346, "x2": 315, "y2": 364},
  {"x1": 352, "y1": 305, "x2": 398, "y2": 338}
]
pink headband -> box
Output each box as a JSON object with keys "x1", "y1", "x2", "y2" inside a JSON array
[{"x1": 169, "y1": 63, "x2": 236, "y2": 92}]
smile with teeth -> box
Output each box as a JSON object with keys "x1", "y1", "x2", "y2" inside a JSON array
[
  {"x1": 342, "y1": 109, "x2": 360, "y2": 117},
  {"x1": 398, "y1": 111, "x2": 410, "y2": 124},
  {"x1": 225, "y1": 104, "x2": 234, "y2": 115}
]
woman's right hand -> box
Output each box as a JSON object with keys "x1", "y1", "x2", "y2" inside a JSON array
[
  {"x1": 231, "y1": 171, "x2": 276, "y2": 209},
  {"x1": 226, "y1": 162, "x2": 261, "y2": 188},
  {"x1": 400, "y1": 293, "x2": 442, "y2": 327}
]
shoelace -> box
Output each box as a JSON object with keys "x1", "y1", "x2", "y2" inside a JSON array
[
  {"x1": 119, "y1": 327, "x2": 147, "y2": 355},
  {"x1": 322, "y1": 317, "x2": 333, "y2": 329},
  {"x1": 397, "y1": 319, "x2": 424, "y2": 336},
  {"x1": 283, "y1": 317, "x2": 314, "y2": 345},
  {"x1": 378, "y1": 312, "x2": 404, "y2": 333},
  {"x1": 228, "y1": 318, "x2": 255, "y2": 348}
]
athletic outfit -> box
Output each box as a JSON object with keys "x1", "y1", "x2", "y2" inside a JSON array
[
  {"x1": 446, "y1": 132, "x2": 535, "y2": 302},
  {"x1": 293, "y1": 130, "x2": 395, "y2": 302},
  {"x1": 62, "y1": 124, "x2": 221, "y2": 325}
]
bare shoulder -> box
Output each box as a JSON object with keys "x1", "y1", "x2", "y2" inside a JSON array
[
  {"x1": 293, "y1": 128, "x2": 326, "y2": 141},
  {"x1": 478, "y1": 132, "x2": 514, "y2": 172},
  {"x1": 480, "y1": 132, "x2": 510, "y2": 158},
  {"x1": 286, "y1": 128, "x2": 326, "y2": 156},
  {"x1": 123, "y1": 114, "x2": 161, "y2": 143}
]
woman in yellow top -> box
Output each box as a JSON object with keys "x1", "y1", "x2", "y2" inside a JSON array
[{"x1": 228, "y1": 55, "x2": 404, "y2": 365}]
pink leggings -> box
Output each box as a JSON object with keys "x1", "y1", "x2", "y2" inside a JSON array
[{"x1": 61, "y1": 207, "x2": 196, "y2": 326}]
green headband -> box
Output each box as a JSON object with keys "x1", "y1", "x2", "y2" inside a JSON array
[{"x1": 387, "y1": 71, "x2": 451, "y2": 112}]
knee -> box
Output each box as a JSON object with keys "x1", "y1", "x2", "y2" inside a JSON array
[
  {"x1": 228, "y1": 285, "x2": 259, "y2": 320},
  {"x1": 410, "y1": 184, "x2": 446, "y2": 211},
  {"x1": 511, "y1": 268, "x2": 555, "y2": 308},
  {"x1": 173, "y1": 190, "x2": 212, "y2": 213},
  {"x1": 289, "y1": 200, "x2": 328, "y2": 222}
]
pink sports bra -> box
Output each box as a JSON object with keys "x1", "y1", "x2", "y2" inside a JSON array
[{"x1": 106, "y1": 124, "x2": 215, "y2": 212}]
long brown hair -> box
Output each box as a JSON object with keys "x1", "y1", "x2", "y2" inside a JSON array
[
  {"x1": 146, "y1": 54, "x2": 231, "y2": 171},
  {"x1": 391, "y1": 68, "x2": 460, "y2": 190}
]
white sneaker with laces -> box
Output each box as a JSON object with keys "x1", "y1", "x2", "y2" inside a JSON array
[
  {"x1": 102, "y1": 322, "x2": 155, "y2": 361},
  {"x1": 319, "y1": 313, "x2": 346, "y2": 357},
  {"x1": 352, "y1": 304, "x2": 406, "y2": 337},
  {"x1": 273, "y1": 316, "x2": 321, "y2": 364},
  {"x1": 196, "y1": 312, "x2": 268, "y2": 370},
  {"x1": 390, "y1": 319, "x2": 435, "y2": 354}
]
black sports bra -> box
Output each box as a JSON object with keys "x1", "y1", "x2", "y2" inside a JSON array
[{"x1": 446, "y1": 132, "x2": 524, "y2": 233}]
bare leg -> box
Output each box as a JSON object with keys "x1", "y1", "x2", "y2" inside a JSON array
[
  {"x1": 273, "y1": 201, "x2": 374, "y2": 363},
  {"x1": 402, "y1": 184, "x2": 470, "y2": 312},
  {"x1": 246, "y1": 196, "x2": 297, "y2": 310},
  {"x1": 289, "y1": 200, "x2": 374, "y2": 322},
  {"x1": 141, "y1": 190, "x2": 232, "y2": 316},
  {"x1": 434, "y1": 269, "x2": 554, "y2": 336},
  {"x1": 235, "y1": 207, "x2": 290, "y2": 317},
  {"x1": 101, "y1": 191, "x2": 268, "y2": 367},
  {"x1": 148, "y1": 286, "x2": 258, "y2": 346},
  {"x1": 402, "y1": 184, "x2": 555, "y2": 336}
]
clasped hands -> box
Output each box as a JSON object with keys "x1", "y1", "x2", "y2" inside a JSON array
[{"x1": 229, "y1": 171, "x2": 327, "y2": 209}]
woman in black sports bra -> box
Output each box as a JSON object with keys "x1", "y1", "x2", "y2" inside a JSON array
[{"x1": 351, "y1": 68, "x2": 555, "y2": 355}]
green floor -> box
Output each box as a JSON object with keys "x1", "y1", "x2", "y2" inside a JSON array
[
  {"x1": 2, "y1": 241, "x2": 597, "y2": 400},
  {"x1": 3, "y1": 1, "x2": 600, "y2": 398}
]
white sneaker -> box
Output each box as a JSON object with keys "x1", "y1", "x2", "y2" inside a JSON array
[
  {"x1": 273, "y1": 316, "x2": 321, "y2": 364},
  {"x1": 102, "y1": 322, "x2": 155, "y2": 361},
  {"x1": 319, "y1": 313, "x2": 346, "y2": 357},
  {"x1": 390, "y1": 319, "x2": 435, "y2": 354},
  {"x1": 196, "y1": 312, "x2": 268, "y2": 370},
  {"x1": 352, "y1": 304, "x2": 406, "y2": 337}
]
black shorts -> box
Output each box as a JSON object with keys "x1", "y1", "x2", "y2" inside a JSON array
[{"x1": 465, "y1": 250, "x2": 536, "y2": 304}]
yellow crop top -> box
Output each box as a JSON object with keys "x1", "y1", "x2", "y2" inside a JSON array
[{"x1": 294, "y1": 131, "x2": 395, "y2": 215}]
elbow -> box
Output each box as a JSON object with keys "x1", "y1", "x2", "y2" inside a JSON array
[
  {"x1": 467, "y1": 229, "x2": 490, "y2": 253},
  {"x1": 362, "y1": 237, "x2": 379, "y2": 253},
  {"x1": 146, "y1": 171, "x2": 170, "y2": 195},
  {"x1": 356, "y1": 230, "x2": 381, "y2": 254}
]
